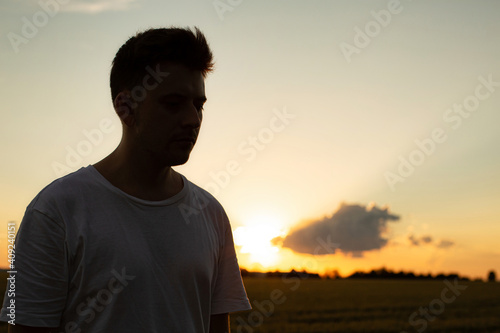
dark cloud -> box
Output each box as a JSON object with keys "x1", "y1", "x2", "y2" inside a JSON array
[
  {"x1": 281, "y1": 203, "x2": 400, "y2": 257},
  {"x1": 408, "y1": 234, "x2": 419, "y2": 246},
  {"x1": 408, "y1": 234, "x2": 455, "y2": 249},
  {"x1": 421, "y1": 236, "x2": 433, "y2": 244},
  {"x1": 409, "y1": 234, "x2": 433, "y2": 246},
  {"x1": 437, "y1": 240, "x2": 455, "y2": 248}
]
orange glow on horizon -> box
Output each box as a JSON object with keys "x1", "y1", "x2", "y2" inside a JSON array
[{"x1": 233, "y1": 218, "x2": 286, "y2": 268}]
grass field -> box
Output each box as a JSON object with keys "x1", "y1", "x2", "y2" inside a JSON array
[
  {"x1": 0, "y1": 273, "x2": 498, "y2": 332},
  {"x1": 231, "y1": 277, "x2": 500, "y2": 333}
]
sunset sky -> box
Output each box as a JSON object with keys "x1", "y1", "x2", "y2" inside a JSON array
[{"x1": 1, "y1": 0, "x2": 499, "y2": 280}]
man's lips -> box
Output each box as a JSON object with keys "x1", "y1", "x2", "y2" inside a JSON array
[{"x1": 171, "y1": 136, "x2": 196, "y2": 144}]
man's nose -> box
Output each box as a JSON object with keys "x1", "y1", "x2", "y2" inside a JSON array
[{"x1": 182, "y1": 103, "x2": 202, "y2": 128}]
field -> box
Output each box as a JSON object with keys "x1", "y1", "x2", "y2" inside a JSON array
[
  {"x1": 0, "y1": 273, "x2": 499, "y2": 332},
  {"x1": 231, "y1": 277, "x2": 500, "y2": 333}
]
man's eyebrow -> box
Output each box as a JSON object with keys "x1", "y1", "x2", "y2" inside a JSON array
[{"x1": 159, "y1": 93, "x2": 207, "y2": 102}]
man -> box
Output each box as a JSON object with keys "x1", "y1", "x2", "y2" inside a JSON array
[{"x1": 0, "y1": 27, "x2": 251, "y2": 332}]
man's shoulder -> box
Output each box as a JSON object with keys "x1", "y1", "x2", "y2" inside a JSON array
[
  {"x1": 185, "y1": 178, "x2": 218, "y2": 202},
  {"x1": 184, "y1": 177, "x2": 224, "y2": 208},
  {"x1": 29, "y1": 166, "x2": 96, "y2": 209},
  {"x1": 180, "y1": 175, "x2": 230, "y2": 225}
]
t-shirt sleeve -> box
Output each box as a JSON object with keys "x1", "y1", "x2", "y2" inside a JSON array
[
  {"x1": 0, "y1": 207, "x2": 68, "y2": 327},
  {"x1": 210, "y1": 218, "x2": 252, "y2": 315}
]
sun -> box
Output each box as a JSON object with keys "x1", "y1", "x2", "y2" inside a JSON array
[{"x1": 233, "y1": 216, "x2": 286, "y2": 268}]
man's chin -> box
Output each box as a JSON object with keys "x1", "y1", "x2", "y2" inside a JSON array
[
  {"x1": 165, "y1": 153, "x2": 191, "y2": 167},
  {"x1": 156, "y1": 145, "x2": 194, "y2": 167},
  {"x1": 170, "y1": 160, "x2": 189, "y2": 167}
]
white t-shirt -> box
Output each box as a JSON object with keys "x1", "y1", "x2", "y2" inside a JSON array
[{"x1": 0, "y1": 166, "x2": 251, "y2": 332}]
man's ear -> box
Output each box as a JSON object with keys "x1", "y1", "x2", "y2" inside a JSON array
[{"x1": 114, "y1": 91, "x2": 136, "y2": 127}]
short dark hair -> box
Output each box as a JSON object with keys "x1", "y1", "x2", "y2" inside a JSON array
[{"x1": 110, "y1": 26, "x2": 214, "y2": 102}]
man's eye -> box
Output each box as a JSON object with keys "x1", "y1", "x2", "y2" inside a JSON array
[{"x1": 161, "y1": 101, "x2": 182, "y2": 110}]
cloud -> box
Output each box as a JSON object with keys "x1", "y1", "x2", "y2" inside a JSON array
[
  {"x1": 421, "y1": 235, "x2": 433, "y2": 244},
  {"x1": 60, "y1": 0, "x2": 140, "y2": 14},
  {"x1": 436, "y1": 239, "x2": 455, "y2": 249},
  {"x1": 408, "y1": 234, "x2": 455, "y2": 249},
  {"x1": 409, "y1": 234, "x2": 433, "y2": 246},
  {"x1": 280, "y1": 203, "x2": 400, "y2": 257}
]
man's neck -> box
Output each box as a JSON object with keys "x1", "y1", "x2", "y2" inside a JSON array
[{"x1": 93, "y1": 145, "x2": 184, "y2": 201}]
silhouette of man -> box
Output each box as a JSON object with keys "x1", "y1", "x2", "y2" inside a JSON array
[{"x1": 0, "y1": 27, "x2": 251, "y2": 333}]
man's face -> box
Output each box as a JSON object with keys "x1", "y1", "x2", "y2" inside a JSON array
[{"x1": 127, "y1": 62, "x2": 206, "y2": 167}]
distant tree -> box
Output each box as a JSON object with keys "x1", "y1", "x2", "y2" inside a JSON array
[
  {"x1": 487, "y1": 270, "x2": 496, "y2": 282},
  {"x1": 324, "y1": 269, "x2": 341, "y2": 279},
  {"x1": 332, "y1": 269, "x2": 341, "y2": 279}
]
